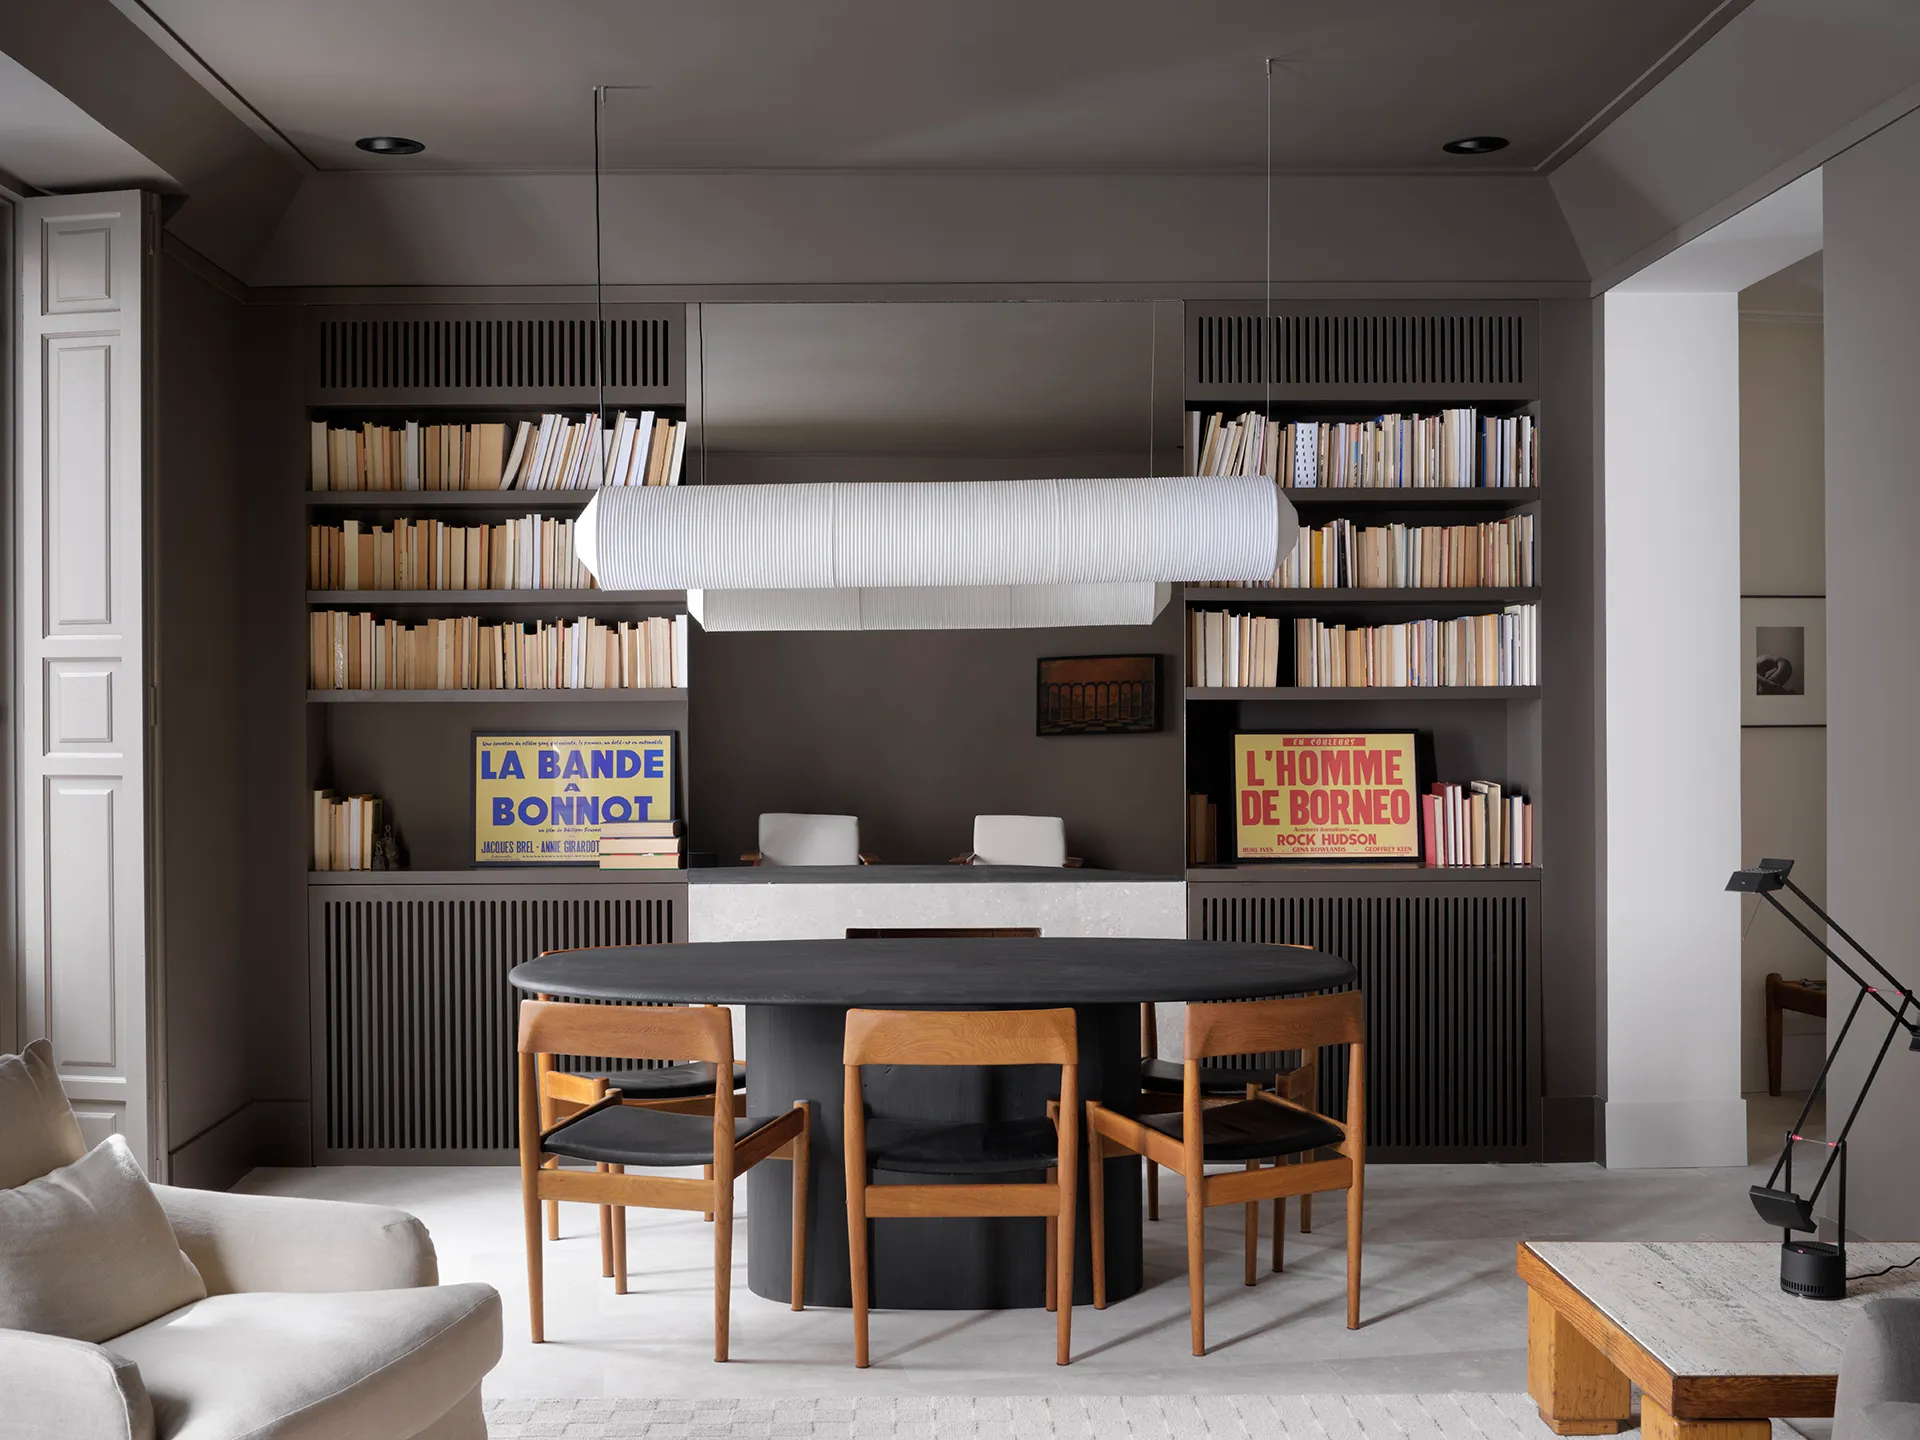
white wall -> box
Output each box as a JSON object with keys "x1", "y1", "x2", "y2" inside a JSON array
[
  {"x1": 1602, "y1": 290, "x2": 1748, "y2": 1168},
  {"x1": 1823, "y1": 107, "x2": 1920, "y2": 1239},
  {"x1": 1737, "y1": 296, "x2": 1826, "y2": 1097}
]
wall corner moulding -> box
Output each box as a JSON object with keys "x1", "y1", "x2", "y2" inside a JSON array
[{"x1": 576, "y1": 477, "x2": 1299, "y2": 632}]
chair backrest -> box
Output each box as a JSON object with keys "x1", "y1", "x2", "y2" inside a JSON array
[
  {"x1": 844, "y1": 1007, "x2": 1077, "y2": 1068},
  {"x1": 1184, "y1": 990, "x2": 1363, "y2": 1063},
  {"x1": 972, "y1": 814, "x2": 1067, "y2": 867},
  {"x1": 759, "y1": 812, "x2": 860, "y2": 866},
  {"x1": 518, "y1": 998, "x2": 733, "y2": 1069}
]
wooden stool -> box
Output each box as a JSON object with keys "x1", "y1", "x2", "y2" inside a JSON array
[{"x1": 1765, "y1": 973, "x2": 1827, "y2": 1097}]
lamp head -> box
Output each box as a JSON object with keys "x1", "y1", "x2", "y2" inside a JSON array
[
  {"x1": 1728, "y1": 858, "x2": 1795, "y2": 893},
  {"x1": 1751, "y1": 1184, "x2": 1817, "y2": 1231}
]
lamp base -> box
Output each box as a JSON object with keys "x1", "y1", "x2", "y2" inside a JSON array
[{"x1": 1780, "y1": 1240, "x2": 1846, "y2": 1299}]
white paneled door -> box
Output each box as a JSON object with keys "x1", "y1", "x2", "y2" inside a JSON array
[{"x1": 16, "y1": 192, "x2": 158, "y2": 1169}]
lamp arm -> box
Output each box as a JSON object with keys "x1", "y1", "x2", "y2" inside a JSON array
[
  {"x1": 1779, "y1": 877, "x2": 1917, "y2": 1002},
  {"x1": 1804, "y1": 999, "x2": 1914, "y2": 1206},
  {"x1": 1762, "y1": 983, "x2": 1868, "y2": 1193},
  {"x1": 1762, "y1": 891, "x2": 1919, "y2": 1035}
]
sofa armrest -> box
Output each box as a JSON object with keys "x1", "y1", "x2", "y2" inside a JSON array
[
  {"x1": 154, "y1": 1185, "x2": 438, "y2": 1296},
  {"x1": 1835, "y1": 1298, "x2": 1920, "y2": 1440},
  {"x1": 0, "y1": 1330, "x2": 153, "y2": 1440}
]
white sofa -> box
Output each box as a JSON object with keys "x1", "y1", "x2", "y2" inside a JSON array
[{"x1": 0, "y1": 1041, "x2": 501, "y2": 1440}]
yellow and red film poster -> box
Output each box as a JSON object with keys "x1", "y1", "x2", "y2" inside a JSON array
[{"x1": 1234, "y1": 733, "x2": 1418, "y2": 860}]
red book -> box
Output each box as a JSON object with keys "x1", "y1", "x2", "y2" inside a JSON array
[{"x1": 1422, "y1": 793, "x2": 1441, "y2": 868}]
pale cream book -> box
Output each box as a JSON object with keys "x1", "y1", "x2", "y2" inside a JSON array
[{"x1": 599, "y1": 852, "x2": 683, "y2": 870}]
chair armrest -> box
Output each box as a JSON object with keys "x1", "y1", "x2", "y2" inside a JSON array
[
  {"x1": 858, "y1": 852, "x2": 880, "y2": 865},
  {"x1": 741, "y1": 851, "x2": 763, "y2": 865},
  {"x1": 949, "y1": 853, "x2": 976, "y2": 864},
  {"x1": 154, "y1": 1185, "x2": 438, "y2": 1295},
  {"x1": 0, "y1": 1330, "x2": 152, "y2": 1440}
]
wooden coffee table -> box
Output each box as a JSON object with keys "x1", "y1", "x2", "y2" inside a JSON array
[{"x1": 1519, "y1": 1240, "x2": 1920, "y2": 1437}]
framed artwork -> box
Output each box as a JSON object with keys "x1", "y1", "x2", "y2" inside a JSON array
[
  {"x1": 1233, "y1": 732, "x2": 1419, "y2": 860},
  {"x1": 472, "y1": 730, "x2": 676, "y2": 864},
  {"x1": 1036, "y1": 655, "x2": 1161, "y2": 735},
  {"x1": 1742, "y1": 598, "x2": 1825, "y2": 726}
]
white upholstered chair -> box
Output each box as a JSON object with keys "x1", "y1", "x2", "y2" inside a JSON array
[
  {"x1": 0, "y1": 1039, "x2": 501, "y2": 1440},
  {"x1": 953, "y1": 814, "x2": 1080, "y2": 868},
  {"x1": 744, "y1": 812, "x2": 875, "y2": 866}
]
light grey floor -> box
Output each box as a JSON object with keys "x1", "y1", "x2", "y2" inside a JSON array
[{"x1": 239, "y1": 1093, "x2": 1823, "y2": 1401}]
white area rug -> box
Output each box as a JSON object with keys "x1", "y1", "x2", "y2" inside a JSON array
[{"x1": 486, "y1": 1394, "x2": 1564, "y2": 1438}]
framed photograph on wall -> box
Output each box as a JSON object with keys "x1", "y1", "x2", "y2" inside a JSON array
[
  {"x1": 471, "y1": 731, "x2": 677, "y2": 864},
  {"x1": 1742, "y1": 597, "x2": 1825, "y2": 726}
]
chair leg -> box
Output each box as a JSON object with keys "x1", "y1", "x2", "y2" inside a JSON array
[
  {"x1": 597, "y1": 1163, "x2": 614, "y2": 1279},
  {"x1": 1346, "y1": 1173, "x2": 1364, "y2": 1330},
  {"x1": 522, "y1": 1170, "x2": 545, "y2": 1344},
  {"x1": 1087, "y1": 1123, "x2": 1108, "y2": 1310},
  {"x1": 1056, "y1": 1143, "x2": 1077, "y2": 1367},
  {"x1": 611, "y1": 1165, "x2": 628, "y2": 1296},
  {"x1": 1146, "y1": 1158, "x2": 1159, "y2": 1221},
  {"x1": 1271, "y1": 1191, "x2": 1285, "y2": 1273},
  {"x1": 1244, "y1": 1160, "x2": 1259, "y2": 1286},
  {"x1": 1044, "y1": 1169, "x2": 1059, "y2": 1315},
  {"x1": 714, "y1": 1175, "x2": 734, "y2": 1362},
  {"x1": 847, "y1": 1180, "x2": 870, "y2": 1368},
  {"x1": 1301, "y1": 1189, "x2": 1313, "y2": 1234},
  {"x1": 543, "y1": 1156, "x2": 560, "y2": 1242},
  {"x1": 789, "y1": 1103, "x2": 809, "y2": 1312},
  {"x1": 704, "y1": 1163, "x2": 715, "y2": 1223},
  {"x1": 1185, "y1": 1168, "x2": 1207, "y2": 1357}
]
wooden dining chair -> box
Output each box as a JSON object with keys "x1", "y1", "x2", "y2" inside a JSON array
[
  {"x1": 517, "y1": 998, "x2": 809, "y2": 1360},
  {"x1": 1138, "y1": 999, "x2": 1318, "y2": 1232},
  {"x1": 1089, "y1": 989, "x2": 1365, "y2": 1354},
  {"x1": 842, "y1": 1007, "x2": 1079, "y2": 1368}
]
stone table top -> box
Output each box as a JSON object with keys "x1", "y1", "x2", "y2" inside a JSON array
[{"x1": 1524, "y1": 1240, "x2": 1920, "y2": 1377}]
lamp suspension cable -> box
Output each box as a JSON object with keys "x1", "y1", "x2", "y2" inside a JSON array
[{"x1": 1264, "y1": 55, "x2": 1274, "y2": 424}]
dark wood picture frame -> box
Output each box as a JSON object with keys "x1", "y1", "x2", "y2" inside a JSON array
[
  {"x1": 1036, "y1": 655, "x2": 1161, "y2": 735},
  {"x1": 471, "y1": 729, "x2": 678, "y2": 866}
]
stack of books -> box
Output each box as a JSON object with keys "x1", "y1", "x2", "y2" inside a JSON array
[
  {"x1": 597, "y1": 821, "x2": 684, "y2": 869},
  {"x1": 1291, "y1": 606, "x2": 1538, "y2": 688},
  {"x1": 308, "y1": 516, "x2": 595, "y2": 590},
  {"x1": 1187, "y1": 408, "x2": 1537, "y2": 489},
  {"x1": 1196, "y1": 514, "x2": 1535, "y2": 590},
  {"x1": 307, "y1": 411, "x2": 687, "y2": 492},
  {"x1": 1186, "y1": 794, "x2": 1220, "y2": 865},
  {"x1": 1187, "y1": 611, "x2": 1285, "y2": 688},
  {"x1": 308, "y1": 612, "x2": 689, "y2": 691},
  {"x1": 1423, "y1": 782, "x2": 1532, "y2": 867},
  {"x1": 313, "y1": 790, "x2": 384, "y2": 870}
]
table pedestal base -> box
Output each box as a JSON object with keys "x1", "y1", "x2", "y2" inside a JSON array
[{"x1": 745, "y1": 1001, "x2": 1143, "y2": 1310}]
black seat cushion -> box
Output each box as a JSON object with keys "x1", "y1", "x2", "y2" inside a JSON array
[
  {"x1": 861, "y1": 1117, "x2": 1059, "y2": 1177},
  {"x1": 566, "y1": 1062, "x2": 746, "y2": 1101},
  {"x1": 544, "y1": 1105, "x2": 781, "y2": 1168},
  {"x1": 1138, "y1": 1098, "x2": 1344, "y2": 1163},
  {"x1": 1139, "y1": 1057, "x2": 1290, "y2": 1097}
]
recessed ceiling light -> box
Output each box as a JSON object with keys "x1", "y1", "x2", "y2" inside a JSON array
[
  {"x1": 355, "y1": 136, "x2": 425, "y2": 156},
  {"x1": 1442, "y1": 136, "x2": 1509, "y2": 156}
]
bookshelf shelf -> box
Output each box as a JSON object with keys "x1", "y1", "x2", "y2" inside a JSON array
[
  {"x1": 306, "y1": 589, "x2": 684, "y2": 607},
  {"x1": 304, "y1": 491, "x2": 597, "y2": 510},
  {"x1": 1185, "y1": 586, "x2": 1539, "y2": 606},
  {"x1": 308, "y1": 868, "x2": 686, "y2": 886},
  {"x1": 1185, "y1": 685, "x2": 1538, "y2": 702},
  {"x1": 1280, "y1": 487, "x2": 1539, "y2": 509},
  {"x1": 307, "y1": 688, "x2": 688, "y2": 704}
]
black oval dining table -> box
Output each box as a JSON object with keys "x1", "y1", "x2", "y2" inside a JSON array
[{"x1": 508, "y1": 936, "x2": 1353, "y2": 1311}]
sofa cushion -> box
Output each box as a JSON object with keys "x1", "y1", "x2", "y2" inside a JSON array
[
  {"x1": 0, "y1": 1135, "x2": 206, "y2": 1342},
  {"x1": 0, "y1": 1037, "x2": 86, "y2": 1187},
  {"x1": 106, "y1": 1284, "x2": 501, "y2": 1440}
]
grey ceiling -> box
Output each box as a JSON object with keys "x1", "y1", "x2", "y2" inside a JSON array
[{"x1": 134, "y1": 0, "x2": 1739, "y2": 175}]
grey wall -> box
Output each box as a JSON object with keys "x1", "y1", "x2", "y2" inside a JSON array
[
  {"x1": 1551, "y1": 0, "x2": 1920, "y2": 288},
  {"x1": 248, "y1": 172, "x2": 1587, "y2": 292},
  {"x1": 1824, "y1": 107, "x2": 1920, "y2": 1238},
  {"x1": 1737, "y1": 290, "x2": 1825, "y2": 1097},
  {"x1": 152, "y1": 245, "x2": 251, "y2": 1185}
]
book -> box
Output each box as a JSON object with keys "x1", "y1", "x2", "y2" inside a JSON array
[
  {"x1": 308, "y1": 516, "x2": 596, "y2": 591},
  {"x1": 1196, "y1": 514, "x2": 1538, "y2": 591},
  {"x1": 597, "y1": 836, "x2": 684, "y2": 855},
  {"x1": 1186, "y1": 611, "x2": 1284, "y2": 688},
  {"x1": 1286, "y1": 606, "x2": 1538, "y2": 688},
  {"x1": 598, "y1": 852, "x2": 683, "y2": 870},
  {"x1": 308, "y1": 612, "x2": 690, "y2": 691},
  {"x1": 305, "y1": 412, "x2": 684, "y2": 492},
  {"x1": 1423, "y1": 781, "x2": 1532, "y2": 867},
  {"x1": 313, "y1": 790, "x2": 385, "y2": 870},
  {"x1": 599, "y1": 820, "x2": 684, "y2": 838},
  {"x1": 1188, "y1": 407, "x2": 1537, "y2": 489}
]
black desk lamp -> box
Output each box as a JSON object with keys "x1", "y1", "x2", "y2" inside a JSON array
[{"x1": 1727, "y1": 858, "x2": 1920, "y2": 1299}]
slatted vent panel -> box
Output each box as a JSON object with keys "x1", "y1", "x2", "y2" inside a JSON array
[
  {"x1": 320, "y1": 894, "x2": 677, "y2": 1152},
  {"x1": 315, "y1": 317, "x2": 672, "y2": 393},
  {"x1": 1195, "y1": 890, "x2": 1530, "y2": 1152},
  {"x1": 1192, "y1": 312, "x2": 1527, "y2": 391}
]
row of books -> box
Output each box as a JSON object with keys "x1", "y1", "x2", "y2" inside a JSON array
[
  {"x1": 308, "y1": 612, "x2": 689, "y2": 692},
  {"x1": 1260, "y1": 515, "x2": 1537, "y2": 590},
  {"x1": 308, "y1": 517, "x2": 595, "y2": 591},
  {"x1": 306, "y1": 411, "x2": 687, "y2": 492},
  {"x1": 313, "y1": 791, "x2": 386, "y2": 871},
  {"x1": 1187, "y1": 611, "x2": 1288, "y2": 688},
  {"x1": 597, "y1": 820, "x2": 684, "y2": 871},
  {"x1": 1186, "y1": 793, "x2": 1221, "y2": 865},
  {"x1": 1291, "y1": 607, "x2": 1539, "y2": 688},
  {"x1": 1187, "y1": 409, "x2": 1538, "y2": 489},
  {"x1": 1423, "y1": 782, "x2": 1533, "y2": 867}
]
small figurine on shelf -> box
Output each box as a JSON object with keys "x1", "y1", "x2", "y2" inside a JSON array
[{"x1": 374, "y1": 824, "x2": 407, "y2": 872}]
